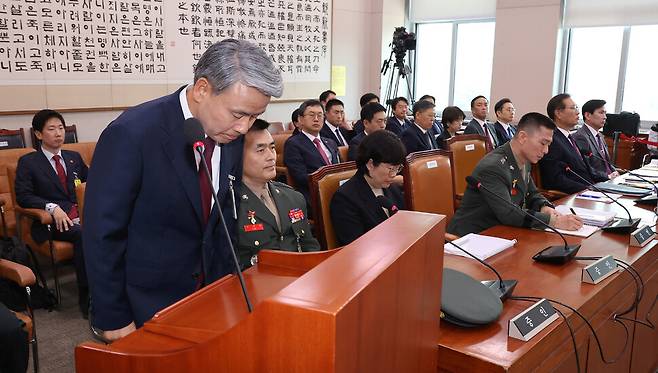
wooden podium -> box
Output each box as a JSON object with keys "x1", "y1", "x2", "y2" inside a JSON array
[{"x1": 75, "y1": 211, "x2": 446, "y2": 372}]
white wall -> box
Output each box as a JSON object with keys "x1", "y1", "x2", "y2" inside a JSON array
[
  {"x1": 489, "y1": 0, "x2": 563, "y2": 118},
  {"x1": 0, "y1": 0, "x2": 395, "y2": 144}
]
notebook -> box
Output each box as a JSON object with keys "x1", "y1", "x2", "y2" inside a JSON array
[{"x1": 444, "y1": 233, "x2": 517, "y2": 261}]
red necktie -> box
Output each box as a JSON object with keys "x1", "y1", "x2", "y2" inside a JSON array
[
  {"x1": 313, "y1": 138, "x2": 331, "y2": 165},
  {"x1": 198, "y1": 137, "x2": 215, "y2": 225},
  {"x1": 595, "y1": 134, "x2": 613, "y2": 174},
  {"x1": 52, "y1": 154, "x2": 78, "y2": 219}
]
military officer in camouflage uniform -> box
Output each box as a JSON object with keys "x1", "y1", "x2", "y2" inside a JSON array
[
  {"x1": 447, "y1": 112, "x2": 583, "y2": 237},
  {"x1": 237, "y1": 119, "x2": 321, "y2": 269}
]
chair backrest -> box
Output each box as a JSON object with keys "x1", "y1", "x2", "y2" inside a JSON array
[
  {"x1": 31, "y1": 125, "x2": 79, "y2": 149},
  {"x1": 309, "y1": 162, "x2": 358, "y2": 250},
  {"x1": 447, "y1": 134, "x2": 489, "y2": 197},
  {"x1": 0, "y1": 129, "x2": 27, "y2": 149},
  {"x1": 61, "y1": 141, "x2": 96, "y2": 167},
  {"x1": 267, "y1": 122, "x2": 285, "y2": 135},
  {"x1": 75, "y1": 182, "x2": 86, "y2": 225},
  {"x1": 403, "y1": 149, "x2": 456, "y2": 221},
  {"x1": 0, "y1": 148, "x2": 35, "y2": 231},
  {"x1": 337, "y1": 145, "x2": 348, "y2": 163},
  {"x1": 273, "y1": 132, "x2": 292, "y2": 168}
]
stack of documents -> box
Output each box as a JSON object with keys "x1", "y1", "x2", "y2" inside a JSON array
[
  {"x1": 444, "y1": 233, "x2": 517, "y2": 261},
  {"x1": 555, "y1": 205, "x2": 616, "y2": 227}
]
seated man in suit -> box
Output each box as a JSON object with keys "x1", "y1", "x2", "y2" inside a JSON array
[
  {"x1": 385, "y1": 97, "x2": 412, "y2": 136},
  {"x1": 572, "y1": 99, "x2": 619, "y2": 181},
  {"x1": 0, "y1": 302, "x2": 28, "y2": 373},
  {"x1": 400, "y1": 100, "x2": 440, "y2": 155},
  {"x1": 493, "y1": 98, "x2": 516, "y2": 145},
  {"x1": 348, "y1": 102, "x2": 387, "y2": 161},
  {"x1": 447, "y1": 113, "x2": 583, "y2": 237},
  {"x1": 418, "y1": 94, "x2": 444, "y2": 140},
  {"x1": 353, "y1": 92, "x2": 380, "y2": 134},
  {"x1": 319, "y1": 89, "x2": 336, "y2": 109},
  {"x1": 237, "y1": 119, "x2": 321, "y2": 269},
  {"x1": 15, "y1": 109, "x2": 89, "y2": 317},
  {"x1": 283, "y1": 99, "x2": 340, "y2": 206},
  {"x1": 320, "y1": 98, "x2": 352, "y2": 147},
  {"x1": 539, "y1": 93, "x2": 594, "y2": 194},
  {"x1": 331, "y1": 130, "x2": 406, "y2": 246},
  {"x1": 438, "y1": 106, "x2": 465, "y2": 149},
  {"x1": 464, "y1": 95, "x2": 500, "y2": 148}
]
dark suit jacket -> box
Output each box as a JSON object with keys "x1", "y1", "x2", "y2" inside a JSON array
[
  {"x1": 352, "y1": 119, "x2": 364, "y2": 134},
  {"x1": 464, "y1": 118, "x2": 500, "y2": 147},
  {"x1": 15, "y1": 150, "x2": 88, "y2": 242},
  {"x1": 538, "y1": 129, "x2": 592, "y2": 194},
  {"x1": 347, "y1": 131, "x2": 366, "y2": 161},
  {"x1": 83, "y1": 87, "x2": 244, "y2": 330},
  {"x1": 386, "y1": 116, "x2": 412, "y2": 136},
  {"x1": 493, "y1": 121, "x2": 515, "y2": 145},
  {"x1": 283, "y1": 132, "x2": 339, "y2": 204},
  {"x1": 330, "y1": 171, "x2": 405, "y2": 246},
  {"x1": 236, "y1": 181, "x2": 320, "y2": 269},
  {"x1": 437, "y1": 129, "x2": 454, "y2": 150},
  {"x1": 400, "y1": 124, "x2": 439, "y2": 155},
  {"x1": 447, "y1": 143, "x2": 552, "y2": 236},
  {"x1": 319, "y1": 122, "x2": 352, "y2": 147},
  {"x1": 572, "y1": 125, "x2": 611, "y2": 182}
]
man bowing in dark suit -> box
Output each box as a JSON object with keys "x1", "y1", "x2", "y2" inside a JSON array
[
  {"x1": 15, "y1": 109, "x2": 89, "y2": 317},
  {"x1": 539, "y1": 93, "x2": 593, "y2": 194},
  {"x1": 400, "y1": 100, "x2": 439, "y2": 155},
  {"x1": 283, "y1": 99, "x2": 340, "y2": 207},
  {"x1": 83, "y1": 39, "x2": 283, "y2": 341}
]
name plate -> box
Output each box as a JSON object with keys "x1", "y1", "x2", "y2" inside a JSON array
[
  {"x1": 465, "y1": 144, "x2": 475, "y2": 151},
  {"x1": 508, "y1": 298, "x2": 559, "y2": 341},
  {"x1": 630, "y1": 225, "x2": 655, "y2": 247},
  {"x1": 426, "y1": 160, "x2": 438, "y2": 169},
  {"x1": 581, "y1": 255, "x2": 618, "y2": 285}
]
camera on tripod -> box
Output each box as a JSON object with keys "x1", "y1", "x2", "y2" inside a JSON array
[{"x1": 391, "y1": 27, "x2": 416, "y2": 67}]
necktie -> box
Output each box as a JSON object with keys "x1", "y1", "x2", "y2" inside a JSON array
[
  {"x1": 52, "y1": 155, "x2": 78, "y2": 219},
  {"x1": 567, "y1": 134, "x2": 580, "y2": 153},
  {"x1": 507, "y1": 126, "x2": 515, "y2": 139},
  {"x1": 198, "y1": 137, "x2": 215, "y2": 225},
  {"x1": 596, "y1": 134, "x2": 613, "y2": 173},
  {"x1": 313, "y1": 138, "x2": 331, "y2": 165},
  {"x1": 483, "y1": 122, "x2": 495, "y2": 147},
  {"x1": 260, "y1": 188, "x2": 280, "y2": 230},
  {"x1": 334, "y1": 128, "x2": 345, "y2": 146},
  {"x1": 427, "y1": 133, "x2": 435, "y2": 150}
]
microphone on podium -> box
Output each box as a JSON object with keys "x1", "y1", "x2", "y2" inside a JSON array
[
  {"x1": 465, "y1": 176, "x2": 581, "y2": 264},
  {"x1": 183, "y1": 118, "x2": 253, "y2": 312},
  {"x1": 444, "y1": 239, "x2": 517, "y2": 301},
  {"x1": 560, "y1": 162, "x2": 640, "y2": 233}
]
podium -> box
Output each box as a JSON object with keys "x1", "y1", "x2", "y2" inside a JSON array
[{"x1": 75, "y1": 211, "x2": 446, "y2": 372}]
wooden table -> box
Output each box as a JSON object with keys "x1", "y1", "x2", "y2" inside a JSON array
[{"x1": 438, "y1": 195, "x2": 658, "y2": 372}]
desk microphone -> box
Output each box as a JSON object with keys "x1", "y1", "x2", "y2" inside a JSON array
[
  {"x1": 184, "y1": 118, "x2": 253, "y2": 312},
  {"x1": 444, "y1": 239, "x2": 517, "y2": 301},
  {"x1": 560, "y1": 162, "x2": 640, "y2": 233},
  {"x1": 583, "y1": 151, "x2": 658, "y2": 203},
  {"x1": 466, "y1": 176, "x2": 581, "y2": 264}
]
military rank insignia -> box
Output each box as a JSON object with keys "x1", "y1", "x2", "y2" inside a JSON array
[
  {"x1": 289, "y1": 208, "x2": 304, "y2": 223},
  {"x1": 247, "y1": 210, "x2": 257, "y2": 224}
]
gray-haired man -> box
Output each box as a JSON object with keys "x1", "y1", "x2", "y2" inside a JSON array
[{"x1": 84, "y1": 39, "x2": 283, "y2": 340}]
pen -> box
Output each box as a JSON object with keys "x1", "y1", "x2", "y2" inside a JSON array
[
  {"x1": 570, "y1": 208, "x2": 577, "y2": 215},
  {"x1": 579, "y1": 194, "x2": 602, "y2": 199}
]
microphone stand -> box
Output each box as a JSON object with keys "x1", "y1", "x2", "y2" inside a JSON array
[
  {"x1": 467, "y1": 176, "x2": 581, "y2": 264},
  {"x1": 196, "y1": 144, "x2": 253, "y2": 312},
  {"x1": 445, "y1": 240, "x2": 517, "y2": 301}
]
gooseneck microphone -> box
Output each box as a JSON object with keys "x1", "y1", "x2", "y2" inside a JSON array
[
  {"x1": 444, "y1": 239, "x2": 517, "y2": 301},
  {"x1": 465, "y1": 176, "x2": 581, "y2": 264},
  {"x1": 561, "y1": 162, "x2": 640, "y2": 233},
  {"x1": 184, "y1": 118, "x2": 253, "y2": 312}
]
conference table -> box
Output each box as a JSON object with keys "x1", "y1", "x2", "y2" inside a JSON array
[{"x1": 438, "y1": 192, "x2": 658, "y2": 372}]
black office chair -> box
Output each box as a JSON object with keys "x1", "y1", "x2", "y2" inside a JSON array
[{"x1": 0, "y1": 129, "x2": 27, "y2": 149}]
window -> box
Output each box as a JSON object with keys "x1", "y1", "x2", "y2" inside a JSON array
[
  {"x1": 565, "y1": 27, "x2": 624, "y2": 111},
  {"x1": 623, "y1": 25, "x2": 658, "y2": 120},
  {"x1": 413, "y1": 21, "x2": 495, "y2": 114},
  {"x1": 563, "y1": 25, "x2": 658, "y2": 122}
]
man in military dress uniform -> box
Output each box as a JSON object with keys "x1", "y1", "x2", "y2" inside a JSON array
[
  {"x1": 237, "y1": 119, "x2": 321, "y2": 269},
  {"x1": 447, "y1": 112, "x2": 583, "y2": 237}
]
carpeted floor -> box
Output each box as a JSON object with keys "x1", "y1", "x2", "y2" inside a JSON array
[{"x1": 26, "y1": 264, "x2": 93, "y2": 373}]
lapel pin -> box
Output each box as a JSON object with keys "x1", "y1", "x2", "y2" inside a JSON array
[{"x1": 241, "y1": 194, "x2": 248, "y2": 200}]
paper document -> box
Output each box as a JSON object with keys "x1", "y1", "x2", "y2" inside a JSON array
[
  {"x1": 555, "y1": 205, "x2": 617, "y2": 227},
  {"x1": 444, "y1": 233, "x2": 517, "y2": 261},
  {"x1": 545, "y1": 225, "x2": 599, "y2": 238},
  {"x1": 576, "y1": 191, "x2": 621, "y2": 203}
]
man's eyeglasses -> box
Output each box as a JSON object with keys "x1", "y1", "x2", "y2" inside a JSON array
[{"x1": 304, "y1": 113, "x2": 324, "y2": 119}]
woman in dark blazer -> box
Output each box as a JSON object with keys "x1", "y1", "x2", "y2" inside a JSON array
[
  {"x1": 330, "y1": 130, "x2": 406, "y2": 246},
  {"x1": 438, "y1": 106, "x2": 465, "y2": 149}
]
